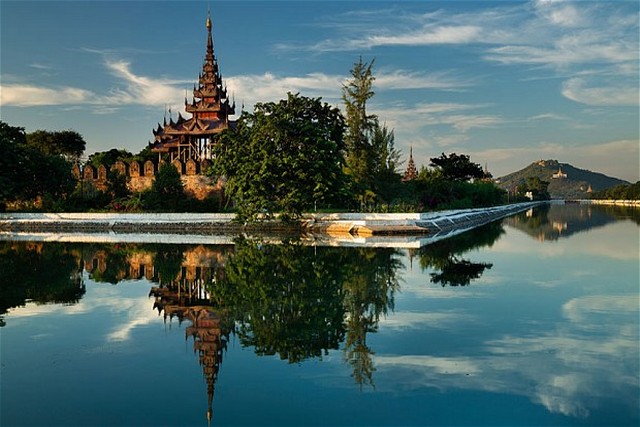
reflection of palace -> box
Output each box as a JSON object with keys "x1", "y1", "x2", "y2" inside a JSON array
[
  {"x1": 150, "y1": 283, "x2": 231, "y2": 424},
  {"x1": 81, "y1": 243, "x2": 231, "y2": 423}
]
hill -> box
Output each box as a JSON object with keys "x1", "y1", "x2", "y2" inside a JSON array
[{"x1": 495, "y1": 160, "x2": 629, "y2": 199}]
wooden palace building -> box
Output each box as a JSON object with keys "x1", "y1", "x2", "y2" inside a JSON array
[{"x1": 150, "y1": 12, "x2": 236, "y2": 165}]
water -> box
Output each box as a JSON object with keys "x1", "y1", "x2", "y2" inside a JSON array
[{"x1": 1, "y1": 203, "x2": 638, "y2": 426}]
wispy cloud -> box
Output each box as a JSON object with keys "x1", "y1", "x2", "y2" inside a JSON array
[
  {"x1": 561, "y1": 77, "x2": 639, "y2": 107},
  {"x1": 279, "y1": 1, "x2": 638, "y2": 108}
]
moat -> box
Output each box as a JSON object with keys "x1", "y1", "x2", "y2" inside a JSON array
[{"x1": 1, "y1": 203, "x2": 638, "y2": 426}]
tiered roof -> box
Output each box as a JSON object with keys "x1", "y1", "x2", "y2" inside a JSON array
[{"x1": 151, "y1": 12, "x2": 235, "y2": 154}]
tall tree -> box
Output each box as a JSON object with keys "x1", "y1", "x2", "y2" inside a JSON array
[
  {"x1": 212, "y1": 92, "x2": 347, "y2": 221},
  {"x1": 342, "y1": 57, "x2": 377, "y2": 191}
]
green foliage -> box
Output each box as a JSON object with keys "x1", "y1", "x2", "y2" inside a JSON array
[
  {"x1": 370, "y1": 123, "x2": 403, "y2": 203},
  {"x1": 26, "y1": 129, "x2": 86, "y2": 160},
  {"x1": 106, "y1": 169, "x2": 130, "y2": 200},
  {"x1": 87, "y1": 148, "x2": 134, "y2": 169},
  {"x1": 342, "y1": 57, "x2": 377, "y2": 191},
  {"x1": 517, "y1": 176, "x2": 551, "y2": 200},
  {"x1": 412, "y1": 173, "x2": 506, "y2": 210},
  {"x1": 0, "y1": 121, "x2": 76, "y2": 210},
  {"x1": 208, "y1": 239, "x2": 400, "y2": 386},
  {"x1": 591, "y1": 181, "x2": 640, "y2": 200},
  {"x1": 143, "y1": 163, "x2": 185, "y2": 212},
  {"x1": 212, "y1": 92, "x2": 348, "y2": 221},
  {"x1": 429, "y1": 152, "x2": 485, "y2": 182}
]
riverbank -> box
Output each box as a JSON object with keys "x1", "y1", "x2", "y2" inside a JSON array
[{"x1": 0, "y1": 202, "x2": 542, "y2": 239}]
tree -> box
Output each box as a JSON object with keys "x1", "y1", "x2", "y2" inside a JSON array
[
  {"x1": 370, "y1": 123, "x2": 402, "y2": 202},
  {"x1": 87, "y1": 148, "x2": 134, "y2": 169},
  {"x1": 26, "y1": 129, "x2": 86, "y2": 160},
  {"x1": 106, "y1": 169, "x2": 129, "y2": 200},
  {"x1": 0, "y1": 121, "x2": 75, "y2": 210},
  {"x1": 144, "y1": 162, "x2": 185, "y2": 211},
  {"x1": 429, "y1": 152, "x2": 485, "y2": 182},
  {"x1": 212, "y1": 92, "x2": 347, "y2": 221},
  {"x1": 342, "y1": 57, "x2": 377, "y2": 191},
  {"x1": 517, "y1": 176, "x2": 550, "y2": 200}
]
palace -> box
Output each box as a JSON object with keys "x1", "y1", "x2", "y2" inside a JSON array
[
  {"x1": 75, "y1": 12, "x2": 233, "y2": 199},
  {"x1": 150, "y1": 12, "x2": 235, "y2": 167}
]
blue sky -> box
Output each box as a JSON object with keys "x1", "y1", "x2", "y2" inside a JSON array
[{"x1": 1, "y1": 0, "x2": 638, "y2": 182}]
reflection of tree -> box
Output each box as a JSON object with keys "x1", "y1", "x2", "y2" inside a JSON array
[
  {"x1": 418, "y1": 222, "x2": 503, "y2": 287},
  {"x1": 208, "y1": 240, "x2": 401, "y2": 389},
  {"x1": 86, "y1": 244, "x2": 130, "y2": 284},
  {"x1": 341, "y1": 248, "x2": 402, "y2": 389},
  {"x1": 210, "y1": 240, "x2": 347, "y2": 363},
  {"x1": 430, "y1": 259, "x2": 492, "y2": 287},
  {"x1": 151, "y1": 244, "x2": 185, "y2": 283},
  {"x1": 0, "y1": 242, "x2": 84, "y2": 326}
]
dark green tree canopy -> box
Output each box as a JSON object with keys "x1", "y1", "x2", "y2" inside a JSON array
[
  {"x1": 212, "y1": 92, "x2": 347, "y2": 221},
  {"x1": 429, "y1": 152, "x2": 485, "y2": 182},
  {"x1": 143, "y1": 162, "x2": 185, "y2": 212},
  {"x1": 26, "y1": 129, "x2": 86, "y2": 160},
  {"x1": 0, "y1": 121, "x2": 76, "y2": 209},
  {"x1": 87, "y1": 148, "x2": 134, "y2": 169}
]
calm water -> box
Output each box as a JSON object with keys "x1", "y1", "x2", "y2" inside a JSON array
[{"x1": 1, "y1": 203, "x2": 638, "y2": 426}]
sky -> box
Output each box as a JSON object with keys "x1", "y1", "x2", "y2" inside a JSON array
[{"x1": 1, "y1": 0, "x2": 638, "y2": 182}]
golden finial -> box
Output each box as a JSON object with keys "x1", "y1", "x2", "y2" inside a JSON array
[{"x1": 206, "y1": 8, "x2": 212, "y2": 30}]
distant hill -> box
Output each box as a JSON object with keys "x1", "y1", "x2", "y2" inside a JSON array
[{"x1": 495, "y1": 160, "x2": 629, "y2": 199}]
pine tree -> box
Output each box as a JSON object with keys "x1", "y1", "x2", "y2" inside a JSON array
[{"x1": 342, "y1": 58, "x2": 377, "y2": 192}]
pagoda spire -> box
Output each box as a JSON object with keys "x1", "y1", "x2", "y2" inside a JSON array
[
  {"x1": 206, "y1": 10, "x2": 213, "y2": 58},
  {"x1": 402, "y1": 146, "x2": 418, "y2": 182}
]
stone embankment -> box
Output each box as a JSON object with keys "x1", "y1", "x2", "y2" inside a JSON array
[
  {"x1": 304, "y1": 202, "x2": 542, "y2": 237},
  {"x1": 0, "y1": 213, "x2": 302, "y2": 235},
  {"x1": 0, "y1": 202, "x2": 542, "y2": 238}
]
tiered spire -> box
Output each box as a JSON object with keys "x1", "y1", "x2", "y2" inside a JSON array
[
  {"x1": 402, "y1": 146, "x2": 418, "y2": 182},
  {"x1": 150, "y1": 11, "x2": 237, "y2": 163},
  {"x1": 185, "y1": 11, "x2": 235, "y2": 121}
]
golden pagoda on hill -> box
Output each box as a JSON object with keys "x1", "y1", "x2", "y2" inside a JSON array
[{"x1": 150, "y1": 12, "x2": 236, "y2": 164}]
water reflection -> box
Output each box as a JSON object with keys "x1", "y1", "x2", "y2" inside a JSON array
[
  {"x1": 412, "y1": 221, "x2": 503, "y2": 286},
  {"x1": 1, "y1": 204, "x2": 638, "y2": 425},
  {"x1": 0, "y1": 242, "x2": 85, "y2": 326},
  {"x1": 505, "y1": 202, "x2": 640, "y2": 241}
]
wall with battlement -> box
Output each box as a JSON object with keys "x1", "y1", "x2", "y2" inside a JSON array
[{"x1": 72, "y1": 159, "x2": 222, "y2": 200}]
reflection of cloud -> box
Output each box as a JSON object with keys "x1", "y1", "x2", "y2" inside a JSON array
[
  {"x1": 379, "y1": 310, "x2": 475, "y2": 330},
  {"x1": 375, "y1": 293, "x2": 639, "y2": 418},
  {"x1": 7, "y1": 276, "x2": 159, "y2": 343},
  {"x1": 376, "y1": 355, "x2": 480, "y2": 375}
]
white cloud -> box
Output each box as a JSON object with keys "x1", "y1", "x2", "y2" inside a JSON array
[
  {"x1": 374, "y1": 293, "x2": 639, "y2": 418},
  {"x1": 561, "y1": 77, "x2": 639, "y2": 107},
  {"x1": 379, "y1": 310, "x2": 475, "y2": 330},
  {"x1": 0, "y1": 84, "x2": 94, "y2": 107}
]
